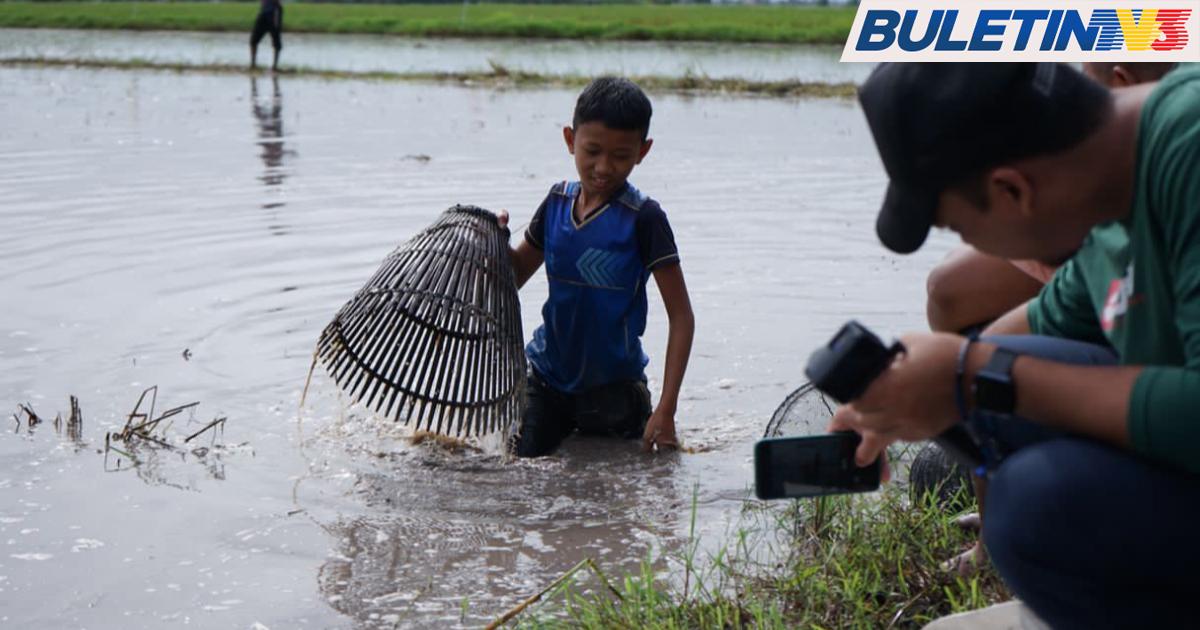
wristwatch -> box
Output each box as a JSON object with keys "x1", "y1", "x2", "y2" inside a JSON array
[{"x1": 973, "y1": 347, "x2": 1018, "y2": 414}]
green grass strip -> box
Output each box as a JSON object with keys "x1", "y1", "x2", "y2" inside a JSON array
[
  {"x1": 513, "y1": 485, "x2": 1010, "y2": 628},
  {"x1": 0, "y1": 57, "x2": 859, "y2": 98},
  {"x1": 0, "y1": 2, "x2": 856, "y2": 44}
]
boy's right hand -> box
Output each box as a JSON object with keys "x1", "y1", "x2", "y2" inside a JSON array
[{"x1": 642, "y1": 408, "x2": 679, "y2": 453}]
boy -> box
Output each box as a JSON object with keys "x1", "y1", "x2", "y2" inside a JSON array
[{"x1": 499, "y1": 77, "x2": 695, "y2": 458}]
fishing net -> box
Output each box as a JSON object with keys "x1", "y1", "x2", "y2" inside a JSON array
[
  {"x1": 315, "y1": 205, "x2": 526, "y2": 438},
  {"x1": 762, "y1": 382, "x2": 835, "y2": 438}
]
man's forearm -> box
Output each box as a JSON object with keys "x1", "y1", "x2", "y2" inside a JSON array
[{"x1": 965, "y1": 342, "x2": 1140, "y2": 447}]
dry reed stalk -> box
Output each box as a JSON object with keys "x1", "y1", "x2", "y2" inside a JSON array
[
  {"x1": 485, "y1": 557, "x2": 623, "y2": 629},
  {"x1": 18, "y1": 403, "x2": 40, "y2": 428},
  {"x1": 66, "y1": 395, "x2": 82, "y2": 442},
  {"x1": 184, "y1": 416, "x2": 226, "y2": 444}
]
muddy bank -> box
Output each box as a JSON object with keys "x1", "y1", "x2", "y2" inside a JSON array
[{"x1": 0, "y1": 57, "x2": 859, "y2": 99}]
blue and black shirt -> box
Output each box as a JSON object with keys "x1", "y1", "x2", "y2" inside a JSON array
[{"x1": 524, "y1": 180, "x2": 680, "y2": 393}]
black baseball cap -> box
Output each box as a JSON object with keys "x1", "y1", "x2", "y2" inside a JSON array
[{"x1": 859, "y1": 63, "x2": 1111, "y2": 254}]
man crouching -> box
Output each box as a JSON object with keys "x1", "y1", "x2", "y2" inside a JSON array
[{"x1": 838, "y1": 63, "x2": 1200, "y2": 628}]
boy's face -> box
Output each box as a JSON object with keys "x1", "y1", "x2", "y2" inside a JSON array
[{"x1": 563, "y1": 122, "x2": 652, "y2": 200}]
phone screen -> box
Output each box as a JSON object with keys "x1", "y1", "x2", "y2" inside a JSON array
[{"x1": 754, "y1": 433, "x2": 881, "y2": 499}]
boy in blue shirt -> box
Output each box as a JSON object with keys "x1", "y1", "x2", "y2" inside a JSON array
[{"x1": 499, "y1": 77, "x2": 695, "y2": 457}]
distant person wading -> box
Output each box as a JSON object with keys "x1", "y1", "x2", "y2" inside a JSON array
[{"x1": 250, "y1": 0, "x2": 283, "y2": 71}]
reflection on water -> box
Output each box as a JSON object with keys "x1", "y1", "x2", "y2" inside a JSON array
[
  {"x1": 102, "y1": 437, "x2": 240, "y2": 490},
  {"x1": 252, "y1": 75, "x2": 294, "y2": 239},
  {"x1": 311, "y1": 431, "x2": 680, "y2": 627},
  {"x1": 0, "y1": 65, "x2": 954, "y2": 628},
  {"x1": 252, "y1": 75, "x2": 290, "y2": 189}
]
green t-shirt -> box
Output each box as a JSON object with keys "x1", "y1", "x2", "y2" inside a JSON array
[{"x1": 1028, "y1": 65, "x2": 1200, "y2": 473}]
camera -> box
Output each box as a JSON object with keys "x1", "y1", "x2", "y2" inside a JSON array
[
  {"x1": 754, "y1": 321, "x2": 984, "y2": 500},
  {"x1": 805, "y1": 320, "x2": 904, "y2": 405}
]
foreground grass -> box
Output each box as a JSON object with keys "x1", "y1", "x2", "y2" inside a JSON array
[
  {"x1": 509, "y1": 486, "x2": 1008, "y2": 628},
  {"x1": 0, "y1": 57, "x2": 859, "y2": 98},
  {"x1": 0, "y1": 2, "x2": 856, "y2": 44}
]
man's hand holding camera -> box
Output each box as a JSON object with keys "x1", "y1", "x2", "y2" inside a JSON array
[
  {"x1": 759, "y1": 321, "x2": 996, "y2": 494},
  {"x1": 830, "y1": 332, "x2": 990, "y2": 469}
]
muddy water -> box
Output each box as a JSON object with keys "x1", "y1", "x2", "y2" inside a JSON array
[
  {"x1": 0, "y1": 28, "x2": 874, "y2": 84},
  {"x1": 0, "y1": 65, "x2": 953, "y2": 628}
]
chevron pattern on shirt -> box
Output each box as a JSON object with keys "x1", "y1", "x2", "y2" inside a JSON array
[{"x1": 577, "y1": 248, "x2": 621, "y2": 287}]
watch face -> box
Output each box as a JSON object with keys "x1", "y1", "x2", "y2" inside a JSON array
[
  {"x1": 975, "y1": 349, "x2": 1017, "y2": 414},
  {"x1": 975, "y1": 374, "x2": 1015, "y2": 414}
]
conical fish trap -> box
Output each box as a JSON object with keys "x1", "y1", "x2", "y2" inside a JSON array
[{"x1": 316, "y1": 205, "x2": 526, "y2": 437}]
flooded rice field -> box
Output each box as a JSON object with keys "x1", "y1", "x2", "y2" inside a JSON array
[
  {"x1": 0, "y1": 64, "x2": 952, "y2": 628},
  {"x1": 0, "y1": 28, "x2": 873, "y2": 84}
]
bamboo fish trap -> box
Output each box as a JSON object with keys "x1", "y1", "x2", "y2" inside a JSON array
[{"x1": 314, "y1": 205, "x2": 526, "y2": 438}]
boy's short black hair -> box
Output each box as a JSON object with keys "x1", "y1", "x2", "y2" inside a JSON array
[{"x1": 572, "y1": 77, "x2": 652, "y2": 140}]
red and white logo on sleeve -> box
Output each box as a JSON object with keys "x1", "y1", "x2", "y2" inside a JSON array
[{"x1": 1101, "y1": 263, "x2": 1136, "y2": 331}]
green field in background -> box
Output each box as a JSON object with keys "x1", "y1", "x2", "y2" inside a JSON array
[{"x1": 0, "y1": 2, "x2": 856, "y2": 44}]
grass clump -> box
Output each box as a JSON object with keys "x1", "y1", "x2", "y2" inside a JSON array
[
  {"x1": 0, "y1": 2, "x2": 856, "y2": 45},
  {"x1": 509, "y1": 485, "x2": 1009, "y2": 629}
]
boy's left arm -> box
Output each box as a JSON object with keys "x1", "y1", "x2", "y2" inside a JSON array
[{"x1": 643, "y1": 263, "x2": 695, "y2": 452}]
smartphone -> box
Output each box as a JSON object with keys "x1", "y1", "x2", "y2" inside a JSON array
[{"x1": 754, "y1": 432, "x2": 881, "y2": 500}]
